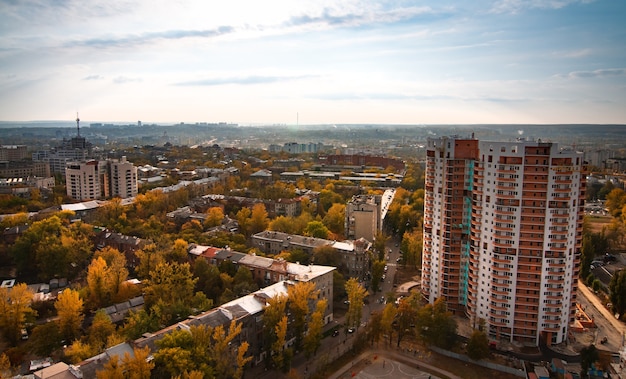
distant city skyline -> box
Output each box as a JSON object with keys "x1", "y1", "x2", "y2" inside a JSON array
[{"x1": 1, "y1": 0, "x2": 625, "y2": 125}]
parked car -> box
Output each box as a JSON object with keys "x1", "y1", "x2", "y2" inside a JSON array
[
  {"x1": 347, "y1": 327, "x2": 355, "y2": 333},
  {"x1": 332, "y1": 329, "x2": 340, "y2": 337}
]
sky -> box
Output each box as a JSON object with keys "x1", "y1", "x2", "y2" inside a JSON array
[{"x1": 0, "y1": 0, "x2": 625, "y2": 125}]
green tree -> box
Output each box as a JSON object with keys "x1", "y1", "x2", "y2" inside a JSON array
[
  {"x1": 467, "y1": 329, "x2": 490, "y2": 360},
  {"x1": 193, "y1": 259, "x2": 224, "y2": 304},
  {"x1": 345, "y1": 278, "x2": 367, "y2": 332},
  {"x1": 11, "y1": 216, "x2": 63, "y2": 276},
  {"x1": 417, "y1": 298, "x2": 457, "y2": 349},
  {"x1": 371, "y1": 259, "x2": 386, "y2": 292},
  {"x1": 313, "y1": 245, "x2": 340, "y2": 267},
  {"x1": 304, "y1": 220, "x2": 329, "y2": 239},
  {"x1": 55, "y1": 288, "x2": 84, "y2": 342},
  {"x1": 153, "y1": 323, "x2": 248, "y2": 378},
  {"x1": 0, "y1": 283, "x2": 36, "y2": 346},
  {"x1": 28, "y1": 322, "x2": 62, "y2": 356},
  {"x1": 232, "y1": 265, "x2": 258, "y2": 296},
  {"x1": 395, "y1": 293, "x2": 420, "y2": 347},
  {"x1": 120, "y1": 308, "x2": 161, "y2": 340}
]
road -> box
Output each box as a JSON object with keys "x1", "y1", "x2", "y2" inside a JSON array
[
  {"x1": 248, "y1": 237, "x2": 409, "y2": 379},
  {"x1": 577, "y1": 283, "x2": 625, "y2": 350}
]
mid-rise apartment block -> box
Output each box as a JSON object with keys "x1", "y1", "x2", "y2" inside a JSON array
[
  {"x1": 422, "y1": 136, "x2": 585, "y2": 345},
  {"x1": 345, "y1": 189, "x2": 395, "y2": 241}
]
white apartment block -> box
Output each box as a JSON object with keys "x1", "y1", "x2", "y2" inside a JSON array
[
  {"x1": 109, "y1": 157, "x2": 138, "y2": 199},
  {"x1": 66, "y1": 160, "x2": 107, "y2": 201},
  {"x1": 65, "y1": 157, "x2": 138, "y2": 201},
  {"x1": 422, "y1": 136, "x2": 584, "y2": 345}
]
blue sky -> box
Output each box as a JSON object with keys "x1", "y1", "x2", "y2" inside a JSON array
[{"x1": 0, "y1": 0, "x2": 624, "y2": 124}]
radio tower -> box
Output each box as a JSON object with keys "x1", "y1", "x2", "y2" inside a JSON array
[{"x1": 76, "y1": 112, "x2": 81, "y2": 137}]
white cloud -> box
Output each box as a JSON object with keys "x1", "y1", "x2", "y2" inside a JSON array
[{"x1": 490, "y1": 0, "x2": 595, "y2": 14}]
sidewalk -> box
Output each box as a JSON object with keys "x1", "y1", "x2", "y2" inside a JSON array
[
  {"x1": 578, "y1": 283, "x2": 626, "y2": 334},
  {"x1": 328, "y1": 348, "x2": 464, "y2": 379}
]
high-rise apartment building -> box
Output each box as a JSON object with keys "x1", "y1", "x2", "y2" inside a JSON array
[
  {"x1": 65, "y1": 157, "x2": 138, "y2": 201},
  {"x1": 422, "y1": 136, "x2": 585, "y2": 345},
  {"x1": 66, "y1": 160, "x2": 107, "y2": 201},
  {"x1": 108, "y1": 156, "x2": 138, "y2": 199}
]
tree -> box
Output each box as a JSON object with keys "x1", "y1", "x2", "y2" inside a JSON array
[
  {"x1": 11, "y1": 216, "x2": 63, "y2": 276},
  {"x1": 269, "y1": 216, "x2": 296, "y2": 234},
  {"x1": 395, "y1": 294, "x2": 419, "y2": 347},
  {"x1": 232, "y1": 265, "x2": 258, "y2": 296},
  {"x1": 236, "y1": 207, "x2": 252, "y2": 237},
  {"x1": 371, "y1": 259, "x2": 386, "y2": 292},
  {"x1": 0, "y1": 353, "x2": 11, "y2": 379},
  {"x1": 372, "y1": 231, "x2": 389, "y2": 260},
  {"x1": 304, "y1": 221, "x2": 329, "y2": 239},
  {"x1": 287, "y1": 281, "x2": 318, "y2": 350},
  {"x1": 193, "y1": 259, "x2": 224, "y2": 304},
  {"x1": 88, "y1": 311, "x2": 116, "y2": 351},
  {"x1": 120, "y1": 308, "x2": 161, "y2": 340},
  {"x1": 609, "y1": 269, "x2": 626, "y2": 318},
  {"x1": 65, "y1": 340, "x2": 96, "y2": 364},
  {"x1": 135, "y1": 243, "x2": 165, "y2": 280},
  {"x1": 272, "y1": 316, "x2": 290, "y2": 371},
  {"x1": 467, "y1": 329, "x2": 490, "y2": 360},
  {"x1": 153, "y1": 323, "x2": 248, "y2": 378},
  {"x1": 87, "y1": 256, "x2": 111, "y2": 309},
  {"x1": 250, "y1": 203, "x2": 269, "y2": 235},
  {"x1": 303, "y1": 299, "x2": 327, "y2": 358},
  {"x1": 28, "y1": 322, "x2": 62, "y2": 356},
  {"x1": 417, "y1": 297, "x2": 457, "y2": 349},
  {"x1": 0, "y1": 283, "x2": 36, "y2": 346},
  {"x1": 55, "y1": 288, "x2": 84, "y2": 342},
  {"x1": 322, "y1": 203, "x2": 345, "y2": 236},
  {"x1": 263, "y1": 294, "x2": 288, "y2": 366},
  {"x1": 345, "y1": 278, "x2": 367, "y2": 332},
  {"x1": 580, "y1": 344, "x2": 599, "y2": 379},
  {"x1": 166, "y1": 239, "x2": 190, "y2": 263},
  {"x1": 333, "y1": 271, "x2": 347, "y2": 301},
  {"x1": 401, "y1": 229, "x2": 423, "y2": 268},
  {"x1": 122, "y1": 346, "x2": 155, "y2": 379},
  {"x1": 204, "y1": 207, "x2": 225, "y2": 228},
  {"x1": 97, "y1": 356, "x2": 125, "y2": 379},
  {"x1": 313, "y1": 245, "x2": 340, "y2": 267},
  {"x1": 380, "y1": 302, "x2": 397, "y2": 346},
  {"x1": 93, "y1": 247, "x2": 130, "y2": 304}
]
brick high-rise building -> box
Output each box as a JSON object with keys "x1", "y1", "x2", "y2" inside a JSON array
[{"x1": 422, "y1": 136, "x2": 585, "y2": 345}]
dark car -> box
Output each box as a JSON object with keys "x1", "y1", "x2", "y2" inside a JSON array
[{"x1": 332, "y1": 329, "x2": 340, "y2": 337}]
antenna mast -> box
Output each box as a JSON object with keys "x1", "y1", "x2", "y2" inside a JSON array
[{"x1": 76, "y1": 112, "x2": 80, "y2": 137}]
